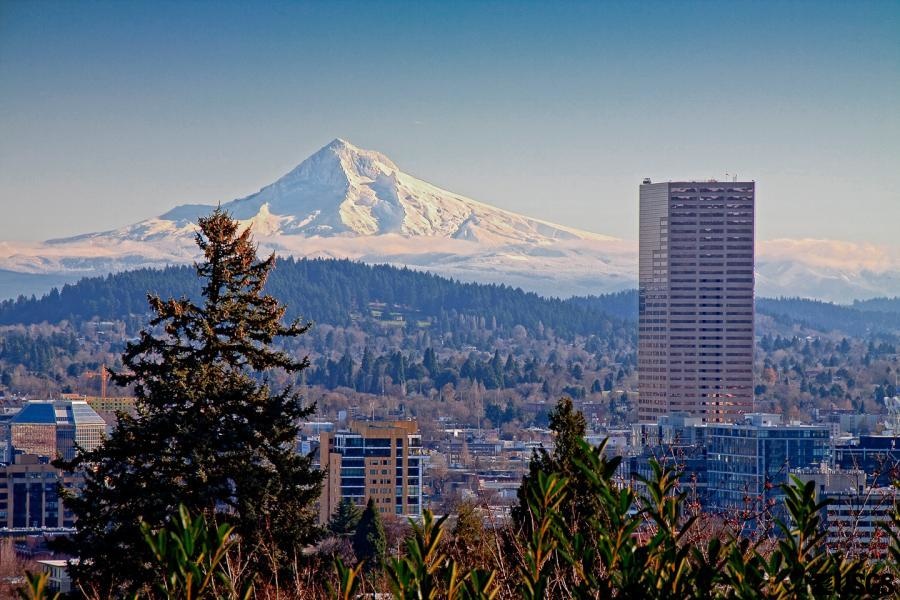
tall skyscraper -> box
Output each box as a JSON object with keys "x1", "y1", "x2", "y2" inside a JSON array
[{"x1": 639, "y1": 179, "x2": 755, "y2": 422}]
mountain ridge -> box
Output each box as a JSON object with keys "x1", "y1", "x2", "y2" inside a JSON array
[{"x1": 0, "y1": 139, "x2": 897, "y2": 302}]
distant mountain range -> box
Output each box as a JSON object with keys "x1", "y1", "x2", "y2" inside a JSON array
[{"x1": 0, "y1": 139, "x2": 897, "y2": 302}]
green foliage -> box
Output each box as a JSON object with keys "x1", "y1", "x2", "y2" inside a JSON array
[
  {"x1": 16, "y1": 572, "x2": 59, "y2": 600},
  {"x1": 386, "y1": 510, "x2": 448, "y2": 599},
  {"x1": 16, "y1": 378, "x2": 896, "y2": 600},
  {"x1": 449, "y1": 501, "x2": 488, "y2": 569},
  {"x1": 328, "y1": 498, "x2": 362, "y2": 537},
  {"x1": 514, "y1": 397, "x2": 616, "y2": 542},
  {"x1": 55, "y1": 209, "x2": 324, "y2": 595},
  {"x1": 517, "y1": 472, "x2": 568, "y2": 600},
  {"x1": 327, "y1": 557, "x2": 364, "y2": 600},
  {"x1": 383, "y1": 509, "x2": 497, "y2": 600},
  {"x1": 141, "y1": 505, "x2": 253, "y2": 600},
  {"x1": 353, "y1": 498, "x2": 387, "y2": 572},
  {"x1": 509, "y1": 418, "x2": 899, "y2": 600}
]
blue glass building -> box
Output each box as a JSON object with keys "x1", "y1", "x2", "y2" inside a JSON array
[{"x1": 706, "y1": 414, "x2": 829, "y2": 522}]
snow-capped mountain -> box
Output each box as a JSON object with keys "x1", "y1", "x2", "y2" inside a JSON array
[
  {"x1": 0, "y1": 138, "x2": 897, "y2": 302},
  {"x1": 0, "y1": 139, "x2": 636, "y2": 297},
  {"x1": 49, "y1": 138, "x2": 616, "y2": 246}
]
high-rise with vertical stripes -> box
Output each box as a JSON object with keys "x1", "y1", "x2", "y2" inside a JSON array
[{"x1": 638, "y1": 180, "x2": 755, "y2": 423}]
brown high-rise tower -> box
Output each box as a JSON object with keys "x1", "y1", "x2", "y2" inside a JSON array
[{"x1": 638, "y1": 180, "x2": 755, "y2": 423}]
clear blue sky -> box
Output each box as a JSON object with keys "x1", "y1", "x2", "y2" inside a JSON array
[{"x1": 1, "y1": 1, "x2": 898, "y2": 244}]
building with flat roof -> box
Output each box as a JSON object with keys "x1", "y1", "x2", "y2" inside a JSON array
[
  {"x1": 834, "y1": 435, "x2": 900, "y2": 487},
  {"x1": 319, "y1": 420, "x2": 423, "y2": 523},
  {"x1": 794, "y1": 467, "x2": 896, "y2": 557},
  {"x1": 0, "y1": 453, "x2": 78, "y2": 528},
  {"x1": 639, "y1": 180, "x2": 755, "y2": 422},
  {"x1": 37, "y1": 559, "x2": 76, "y2": 595},
  {"x1": 9, "y1": 400, "x2": 106, "y2": 461},
  {"x1": 706, "y1": 414, "x2": 829, "y2": 521}
]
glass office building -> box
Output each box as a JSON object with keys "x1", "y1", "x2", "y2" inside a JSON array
[
  {"x1": 8, "y1": 400, "x2": 106, "y2": 461},
  {"x1": 706, "y1": 414, "x2": 829, "y2": 519}
]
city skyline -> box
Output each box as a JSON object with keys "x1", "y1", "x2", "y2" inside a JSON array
[{"x1": 1, "y1": 1, "x2": 898, "y2": 250}]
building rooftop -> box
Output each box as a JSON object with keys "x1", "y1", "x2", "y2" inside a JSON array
[{"x1": 10, "y1": 400, "x2": 105, "y2": 426}]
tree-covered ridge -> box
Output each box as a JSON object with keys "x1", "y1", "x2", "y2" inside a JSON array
[
  {"x1": 757, "y1": 296, "x2": 900, "y2": 337},
  {"x1": 3, "y1": 264, "x2": 898, "y2": 341},
  {"x1": 0, "y1": 259, "x2": 633, "y2": 340},
  {"x1": 853, "y1": 296, "x2": 900, "y2": 314}
]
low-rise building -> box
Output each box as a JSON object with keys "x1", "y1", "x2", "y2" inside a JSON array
[
  {"x1": 794, "y1": 466, "x2": 897, "y2": 557},
  {"x1": 37, "y1": 559, "x2": 75, "y2": 594}
]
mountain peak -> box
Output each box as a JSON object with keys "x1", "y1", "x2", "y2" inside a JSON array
[
  {"x1": 284, "y1": 138, "x2": 398, "y2": 187},
  {"x1": 324, "y1": 137, "x2": 355, "y2": 150}
]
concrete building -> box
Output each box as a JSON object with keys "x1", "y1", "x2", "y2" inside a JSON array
[
  {"x1": 319, "y1": 420, "x2": 423, "y2": 523},
  {"x1": 823, "y1": 486, "x2": 897, "y2": 557},
  {"x1": 0, "y1": 454, "x2": 78, "y2": 528},
  {"x1": 37, "y1": 560, "x2": 75, "y2": 595},
  {"x1": 9, "y1": 400, "x2": 106, "y2": 461},
  {"x1": 639, "y1": 180, "x2": 755, "y2": 422},
  {"x1": 794, "y1": 467, "x2": 896, "y2": 557},
  {"x1": 706, "y1": 414, "x2": 829, "y2": 519}
]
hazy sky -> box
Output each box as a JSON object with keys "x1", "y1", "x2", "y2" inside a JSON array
[{"x1": 1, "y1": 1, "x2": 898, "y2": 244}]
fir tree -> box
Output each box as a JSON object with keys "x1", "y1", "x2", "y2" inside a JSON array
[
  {"x1": 56, "y1": 208, "x2": 324, "y2": 595},
  {"x1": 353, "y1": 498, "x2": 387, "y2": 572},
  {"x1": 329, "y1": 498, "x2": 362, "y2": 537},
  {"x1": 513, "y1": 397, "x2": 601, "y2": 535}
]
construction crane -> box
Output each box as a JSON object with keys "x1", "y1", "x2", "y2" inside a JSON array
[{"x1": 84, "y1": 364, "x2": 110, "y2": 398}]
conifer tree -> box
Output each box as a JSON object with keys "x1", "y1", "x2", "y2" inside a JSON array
[
  {"x1": 513, "y1": 396, "x2": 598, "y2": 534},
  {"x1": 329, "y1": 498, "x2": 363, "y2": 537},
  {"x1": 56, "y1": 208, "x2": 323, "y2": 595},
  {"x1": 353, "y1": 498, "x2": 387, "y2": 571}
]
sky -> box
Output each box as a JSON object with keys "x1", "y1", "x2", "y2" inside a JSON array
[{"x1": 0, "y1": 1, "x2": 898, "y2": 245}]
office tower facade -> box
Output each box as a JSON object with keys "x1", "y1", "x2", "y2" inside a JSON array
[
  {"x1": 318, "y1": 420, "x2": 423, "y2": 523},
  {"x1": 706, "y1": 414, "x2": 829, "y2": 517},
  {"x1": 639, "y1": 179, "x2": 755, "y2": 422}
]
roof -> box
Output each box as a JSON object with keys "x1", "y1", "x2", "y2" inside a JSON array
[
  {"x1": 10, "y1": 400, "x2": 105, "y2": 426},
  {"x1": 10, "y1": 402, "x2": 56, "y2": 425},
  {"x1": 64, "y1": 401, "x2": 106, "y2": 425}
]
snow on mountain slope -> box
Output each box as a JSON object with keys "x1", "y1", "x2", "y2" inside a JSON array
[
  {"x1": 0, "y1": 139, "x2": 897, "y2": 301},
  {"x1": 0, "y1": 139, "x2": 633, "y2": 297},
  {"x1": 756, "y1": 240, "x2": 900, "y2": 303}
]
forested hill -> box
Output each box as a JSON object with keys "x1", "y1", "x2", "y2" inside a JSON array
[
  {"x1": 1, "y1": 259, "x2": 896, "y2": 339},
  {"x1": 852, "y1": 296, "x2": 900, "y2": 314},
  {"x1": 574, "y1": 293, "x2": 900, "y2": 337},
  {"x1": 0, "y1": 259, "x2": 635, "y2": 339},
  {"x1": 755, "y1": 297, "x2": 900, "y2": 337}
]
